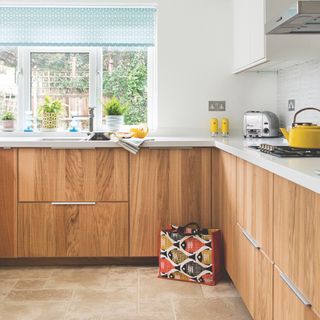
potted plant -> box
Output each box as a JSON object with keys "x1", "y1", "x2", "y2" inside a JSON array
[
  {"x1": 103, "y1": 97, "x2": 127, "y2": 132},
  {"x1": 1, "y1": 111, "x2": 15, "y2": 131},
  {"x1": 38, "y1": 96, "x2": 64, "y2": 132}
]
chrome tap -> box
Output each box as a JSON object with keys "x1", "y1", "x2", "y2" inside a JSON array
[{"x1": 72, "y1": 107, "x2": 95, "y2": 132}]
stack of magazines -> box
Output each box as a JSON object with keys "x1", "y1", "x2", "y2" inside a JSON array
[{"x1": 114, "y1": 137, "x2": 153, "y2": 154}]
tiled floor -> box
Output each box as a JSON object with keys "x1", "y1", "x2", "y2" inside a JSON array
[{"x1": 0, "y1": 266, "x2": 252, "y2": 320}]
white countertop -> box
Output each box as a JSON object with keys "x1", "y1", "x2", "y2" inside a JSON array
[{"x1": 0, "y1": 134, "x2": 319, "y2": 194}]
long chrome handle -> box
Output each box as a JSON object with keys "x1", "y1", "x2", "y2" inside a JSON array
[
  {"x1": 280, "y1": 272, "x2": 311, "y2": 307},
  {"x1": 241, "y1": 228, "x2": 260, "y2": 249},
  {"x1": 51, "y1": 202, "x2": 96, "y2": 205}
]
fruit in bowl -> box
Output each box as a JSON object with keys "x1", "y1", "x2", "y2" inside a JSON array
[{"x1": 130, "y1": 127, "x2": 149, "y2": 138}]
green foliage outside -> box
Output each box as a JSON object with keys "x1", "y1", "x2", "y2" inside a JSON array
[
  {"x1": 31, "y1": 50, "x2": 148, "y2": 125},
  {"x1": 1, "y1": 111, "x2": 15, "y2": 120},
  {"x1": 103, "y1": 96, "x2": 127, "y2": 116},
  {"x1": 103, "y1": 51, "x2": 148, "y2": 125}
]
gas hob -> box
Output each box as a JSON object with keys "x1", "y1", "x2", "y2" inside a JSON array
[{"x1": 249, "y1": 144, "x2": 320, "y2": 158}]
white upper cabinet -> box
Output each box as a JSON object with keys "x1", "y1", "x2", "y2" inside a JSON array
[
  {"x1": 233, "y1": 0, "x2": 320, "y2": 73},
  {"x1": 233, "y1": 0, "x2": 266, "y2": 73}
]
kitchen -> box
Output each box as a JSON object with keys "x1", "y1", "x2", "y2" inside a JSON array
[{"x1": 0, "y1": 0, "x2": 319, "y2": 319}]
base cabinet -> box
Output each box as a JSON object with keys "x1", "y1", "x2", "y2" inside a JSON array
[
  {"x1": 130, "y1": 148, "x2": 211, "y2": 256},
  {"x1": 0, "y1": 149, "x2": 17, "y2": 257},
  {"x1": 18, "y1": 203, "x2": 128, "y2": 257},
  {"x1": 274, "y1": 176, "x2": 320, "y2": 314},
  {"x1": 274, "y1": 267, "x2": 320, "y2": 320},
  {"x1": 235, "y1": 224, "x2": 273, "y2": 320},
  {"x1": 212, "y1": 149, "x2": 237, "y2": 282}
]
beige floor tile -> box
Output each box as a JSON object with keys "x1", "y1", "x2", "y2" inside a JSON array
[
  {"x1": 101, "y1": 312, "x2": 175, "y2": 320},
  {"x1": 64, "y1": 303, "x2": 103, "y2": 320},
  {"x1": 140, "y1": 276, "x2": 203, "y2": 301},
  {"x1": 201, "y1": 279, "x2": 240, "y2": 298},
  {"x1": 105, "y1": 267, "x2": 139, "y2": 288},
  {"x1": 45, "y1": 275, "x2": 107, "y2": 290},
  {"x1": 173, "y1": 297, "x2": 252, "y2": 320},
  {"x1": 5, "y1": 289, "x2": 73, "y2": 302},
  {"x1": 14, "y1": 279, "x2": 47, "y2": 290},
  {"x1": 0, "y1": 280, "x2": 17, "y2": 302},
  {"x1": 0, "y1": 302, "x2": 67, "y2": 320},
  {"x1": 0, "y1": 267, "x2": 56, "y2": 280}
]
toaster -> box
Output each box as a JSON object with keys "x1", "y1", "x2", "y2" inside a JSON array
[{"x1": 243, "y1": 111, "x2": 280, "y2": 138}]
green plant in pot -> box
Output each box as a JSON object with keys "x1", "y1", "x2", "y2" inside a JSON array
[
  {"x1": 38, "y1": 96, "x2": 64, "y2": 132},
  {"x1": 103, "y1": 97, "x2": 127, "y2": 132},
  {"x1": 1, "y1": 111, "x2": 15, "y2": 131}
]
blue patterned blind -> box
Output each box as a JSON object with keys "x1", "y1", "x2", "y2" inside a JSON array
[{"x1": 0, "y1": 6, "x2": 157, "y2": 47}]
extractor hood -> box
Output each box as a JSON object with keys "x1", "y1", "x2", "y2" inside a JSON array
[{"x1": 266, "y1": 1, "x2": 320, "y2": 34}]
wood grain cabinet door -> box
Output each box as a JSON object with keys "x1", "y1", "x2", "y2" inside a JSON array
[
  {"x1": 235, "y1": 224, "x2": 273, "y2": 320},
  {"x1": 130, "y1": 148, "x2": 211, "y2": 256},
  {"x1": 18, "y1": 203, "x2": 128, "y2": 257},
  {"x1": 18, "y1": 148, "x2": 128, "y2": 202},
  {"x1": 274, "y1": 266, "x2": 320, "y2": 320},
  {"x1": 0, "y1": 149, "x2": 17, "y2": 257},
  {"x1": 274, "y1": 176, "x2": 320, "y2": 314},
  {"x1": 212, "y1": 149, "x2": 237, "y2": 282},
  {"x1": 237, "y1": 158, "x2": 273, "y2": 259}
]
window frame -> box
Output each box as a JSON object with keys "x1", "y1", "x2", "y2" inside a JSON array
[{"x1": 15, "y1": 46, "x2": 156, "y2": 132}]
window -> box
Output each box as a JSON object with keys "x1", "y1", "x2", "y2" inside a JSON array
[
  {"x1": 9, "y1": 46, "x2": 156, "y2": 132},
  {"x1": 0, "y1": 48, "x2": 18, "y2": 118},
  {"x1": 0, "y1": 6, "x2": 157, "y2": 132}
]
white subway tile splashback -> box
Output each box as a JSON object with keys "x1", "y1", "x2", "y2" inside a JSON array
[{"x1": 277, "y1": 59, "x2": 320, "y2": 127}]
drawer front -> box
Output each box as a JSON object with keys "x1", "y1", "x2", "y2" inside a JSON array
[
  {"x1": 18, "y1": 148, "x2": 129, "y2": 202},
  {"x1": 18, "y1": 202, "x2": 128, "y2": 257},
  {"x1": 274, "y1": 176, "x2": 320, "y2": 313},
  {"x1": 236, "y1": 158, "x2": 273, "y2": 259},
  {"x1": 235, "y1": 224, "x2": 273, "y2": 320},
  {"x1": 274, "y1": 267, "x2": 320, "y2": 320}
]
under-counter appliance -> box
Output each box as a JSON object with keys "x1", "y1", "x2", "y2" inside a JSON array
[
  {"x1": 249, "y1": 144, "x2": 320, "y2": 158},
  {"x1": 243, "y1": 111, "x2": 280, "y2": 138},
  {"x1": 266, "y1": 1, "x2": 320, "y2": 34}
]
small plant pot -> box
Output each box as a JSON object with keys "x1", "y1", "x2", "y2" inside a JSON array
[
  {"x1": 2, "y1": 120, "x2": 15, "y2": 131},
  {"x1": 41, "y1": 112, "x2": 58, "y2": 132},
  {"x1": 105, "y1": 115, "x2": 124, "y2": 132}
]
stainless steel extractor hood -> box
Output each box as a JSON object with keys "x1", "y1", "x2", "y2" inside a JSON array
[{"x1": 266, "y1": 1, "x2": 320, "y2": 34}]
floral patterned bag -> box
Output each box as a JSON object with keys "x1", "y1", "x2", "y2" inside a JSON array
[{"x1": 159, "y1": 223, "x2": 223, "y2": 286}]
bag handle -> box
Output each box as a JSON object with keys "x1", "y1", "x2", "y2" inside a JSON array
[{"x1": 176, "y1": 222, "x2": 201, "y2": 235}]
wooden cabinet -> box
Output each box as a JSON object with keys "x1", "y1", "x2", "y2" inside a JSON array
[
  {"x1": 237, "y1": 158, "x2": 273, "y2": 259},
  {"x1": 18, "y1": 203, "x2": 128, "y2": 257},
  {"x1": 130, "y1": 148, "x2": 211, "y2": 256},
  {"x1": 235, "y1": 224, "x2": 273, "y2": 320},
  {"x1": 274, "y1": 176, "x2": 320, "y2": 314},
  {"x1": 233, "y1": 0, "x2": 265, "y2": 72},
  {"x1": 274, "y1": 266, "x2": 320, "y2": 320},
  {"x1": 0, "y1": 149, "x2": 17, "y2": 257},
  {"x1": 18, "y1": 148, "x2": 128, "y2": 202},
  {"x1": 212, "y1": 149, "x2": 237, "y2": 282}
]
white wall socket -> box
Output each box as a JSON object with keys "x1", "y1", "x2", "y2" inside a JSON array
[{"x1": 209, "y1": 101, "x2": 226, "y2": 111}]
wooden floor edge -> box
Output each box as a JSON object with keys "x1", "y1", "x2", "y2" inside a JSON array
[{"x1": 0, "y1": 257, "x2": 158, "y2": 267}]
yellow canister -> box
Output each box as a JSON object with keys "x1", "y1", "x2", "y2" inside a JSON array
[
  {"x1": 221, "y1": 118, "x2": 229, "y2": 136},
  {"x1": 210, "y1": 118, "x2": 219, "y2": 136}
]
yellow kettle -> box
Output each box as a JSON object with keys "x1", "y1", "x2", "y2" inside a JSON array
[{"x1": 280, "y1": 107, "x2": 320, "y2": 149}]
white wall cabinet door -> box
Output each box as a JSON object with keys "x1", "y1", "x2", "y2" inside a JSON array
[{"x1": 233, "y1": 0, "x2": 266, "y2": 73}]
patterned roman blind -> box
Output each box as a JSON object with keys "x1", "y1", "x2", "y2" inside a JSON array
[{"x1": 0, "y1": 6, "x2": 157, "y2": 47}]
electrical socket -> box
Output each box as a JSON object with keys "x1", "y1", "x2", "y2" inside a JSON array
[
  {"x1": 288, "y1": 99, "x2": 295, "y2": 111},
  {"x1": 209, "y1": 101, "x2": 226, "y2": 111}
]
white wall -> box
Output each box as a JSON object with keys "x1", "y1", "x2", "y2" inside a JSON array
[
  {"x1": 7, "y1": 0, "x2": 278, "y2": 135},
  {"x1": 277, "y1": 59, "x2": 320, "y2": 128}
]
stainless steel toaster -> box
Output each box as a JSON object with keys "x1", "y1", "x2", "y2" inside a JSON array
[{"x1": 243, "y1": 111, "x2": 280, "y2": 138}]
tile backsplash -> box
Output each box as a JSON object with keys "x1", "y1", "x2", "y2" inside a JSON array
[{"x1": 277, "y1": 59, "x2": 320, "y2": 128}]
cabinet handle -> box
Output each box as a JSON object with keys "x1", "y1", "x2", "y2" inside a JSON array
[
  {"x1": 280, "y1": 272, "x2": 311, "y2": 307},
  {"x1": 241, "y1": 228, "x2": 260, "y2": 249},
  {"x1": 51, "y1": 202, "x2": 96, "y2": 205}
]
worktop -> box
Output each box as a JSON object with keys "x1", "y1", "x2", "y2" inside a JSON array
[{"x1": 0, "y1": 135, "x2": 318, "y2": 194}]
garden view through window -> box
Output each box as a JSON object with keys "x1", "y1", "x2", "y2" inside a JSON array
[{"x1": 0, "y1": 47, "x2": 153, "y2": 131}]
